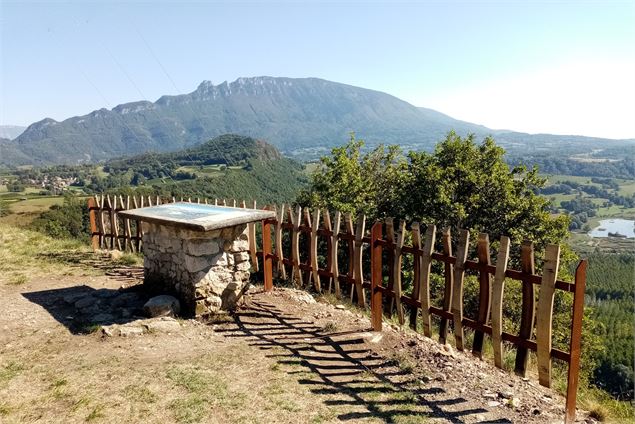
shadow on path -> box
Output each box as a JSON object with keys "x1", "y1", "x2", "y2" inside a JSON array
[
  {"x1": 22, "y1": 254, "x2": 147, "y2": 334},
  {"x1": 216, "y1": 294, "x2": 502, "y2": 424}
]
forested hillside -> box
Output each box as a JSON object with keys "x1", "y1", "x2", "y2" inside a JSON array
[{"x1": 583, "y1": 253, "x2": 634, "y2": 399}]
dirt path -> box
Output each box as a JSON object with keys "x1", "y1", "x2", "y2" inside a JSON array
[{"x1": 0, "y1": 253, "x2": 591, "y2": 423}]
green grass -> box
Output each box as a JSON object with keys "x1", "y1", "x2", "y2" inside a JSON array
[
  {"x1": 169, "y1": 395, "x2": 207, "y2": 424},
  {"x1": 7, "y1": 273, "x2": 28, "y2": 285},
  {"x1": 123, "y1": 384, "x2": 158, "y2": 404},
  {"x1": 0, "y1": 361, "x2": 25, "y2": 384}
]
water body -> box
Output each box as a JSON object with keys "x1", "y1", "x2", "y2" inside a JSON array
[{"x1": 589, "y1": 219, "x2": 635, "y2": 239}]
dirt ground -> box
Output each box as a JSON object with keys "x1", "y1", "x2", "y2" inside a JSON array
[{"x1": 0, "y1": 252, "x2": 595, "y2": 423}]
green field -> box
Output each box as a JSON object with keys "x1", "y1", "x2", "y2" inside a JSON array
[
  {"x1": 546, "y1": 174, "x2": 635, "y2": 197},
  {"x1": 0, "y1": 197, "x2": 66, "y2": 227}
]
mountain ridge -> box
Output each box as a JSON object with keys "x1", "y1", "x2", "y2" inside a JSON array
[{"x1": 1, "y1": 76, "x2": 633, "y2": 166}]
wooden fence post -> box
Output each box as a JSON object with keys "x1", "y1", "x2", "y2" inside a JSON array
[
  {"x1": 565, "y1": 259, "x2": 588, "y2": 424},
  {"x1": 451, "y1": 229, "x2": 470, "y2": 350},
  {"x1": 515, "y1": 241, "x2": 536, "y2": 376},
  {"x1": 331, "y1": 211, "x2": 341, "y2": 297},
  {"x1": 384, "y1": 218, "x2": 396, "y2": 317},
  {"x1": 323, "y1": 210, "x2": 333, "y2": 292},
  {"x1": 96, "y1": 195, "x2": 106, "y2": 249},
  {"x1": 303, "y1": 208, "x2": 313, "y2": 287},
  {"x1": 87, "y1": 198, "x2": 99, "y2": 251},
  {"x1": 370, "y1": 221, "x2": 383, "y2": 331},
  {"x1": 492, "y1": 236, "x2": 511, "y2": 368},
  {"x1": 439, "y1": 228, "x2": 454, "y2": 345},
  {"x1": 124, "y1": 195, "x2": 134, "y2": 252},
  {"x1": 353, "y1": 214, "x2": 366, "y2": 307},
  {"x1": 310, "y1": 208, "x2": 321, "y2": 292},
  {"x1": 248, "y1": 200, "x2": 258, "y2": 272},
  {"x1": 275, "y1": 204, "x2": 287, "y2": 280},
  {"x1": 473, "y1": 233, "x2": 492, "y2": 359},
  {"x1": 262, "y1": 218, "x2": 273, "y2": 292},
  {"x1": 290, "y1": 205, "x2": 302, "y2": 286},
  {"x1": 536, "y1": 244, "x2": 561, "y2": 388},
  {"x1": 393, "y1": 220, "x2": 406, "y2": 325},
  {"x1": 419, "y1": 224, "x2": 436, "y2": 338},
  {"x1": 345, "y1": 213, "x2": 355, "y2": 300},
  {"x1": 409, "y1": 222, "x2": 422, "y2": 330}
]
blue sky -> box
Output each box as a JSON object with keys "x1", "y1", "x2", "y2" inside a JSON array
[{"x1": 1, "y1": 0, "x2": 634, "y2": 139}]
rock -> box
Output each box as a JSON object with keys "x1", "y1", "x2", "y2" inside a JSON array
[
  {"x1": 185, "y1": 254, "x2": 213, "y2": 273},
  {"x1": 119, "y1": 326, "x2": 144, "y2": 337},
  {"x1": 110, "y1": 250, "x2": 123, "y2": 261},
  {"x1": 499, "y1": 390, "x2": 514, "y2": 399},
  {"x1": 144, "y1": 318, "x2": 181, "y2": 333},
  {"x1": 507, "y1": 397, "x2": 521, "y2": 408},
  {"x1": 102, "y1": 326, "x2": 116, "y2": 337},
  {"x1": 296, "y1": 292, "x2": 316, "y2": 304},
  {"x1": 235, "y1": 261, "x2": 251, "y2": 271},
  {"x1": 185, "y1": 239, "x2": 220, "y2": 257},
  {"x1": 335, "y1": 304, "x2": 346, "y2": 310},
  {"x1": 443, "y1": 344, "x2": 454, "y2": 355},
  {"x1": 74, "y1": 296, "x2": 96, "y2": 309},
  {"x1": 144, "y1": 295, "x2": 181, "y2": 317},
  {"x1": 365, "y1": 333, "x2": 383, "y2": 344},
  {"x1": 483, "y1": 392, "x2": 498, "y2": 400},
  {"x1": 487, "y1": 401, "x2": 501, "y2": 407}
]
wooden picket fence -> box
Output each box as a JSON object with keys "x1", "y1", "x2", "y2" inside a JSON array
[{"x1": 87, "y1": 195, "x2": 587, "y2": 424}]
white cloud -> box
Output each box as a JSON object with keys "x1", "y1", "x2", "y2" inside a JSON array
[{"x1": 422, "y1": 58, "x2": 635, "y2": 139}]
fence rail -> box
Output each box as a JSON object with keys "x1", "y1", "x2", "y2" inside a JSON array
[{"x1": 87, "y1": 195, "x2": 586, "y2": 424}]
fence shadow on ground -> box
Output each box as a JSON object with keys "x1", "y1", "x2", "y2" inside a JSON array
[{"x1": 215, "y1": 293, "x2": 507, "y2": 424}]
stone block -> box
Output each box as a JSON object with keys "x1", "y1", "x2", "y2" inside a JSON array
[
  {"x1": 233, "y1": 270, "x2": 250, "y2": 283},
  {"x1": 185, "y1": 239, "x2": 220, "y2": 257},
  {"x1": 230, "y1": 240, "x2": 249, "y2": 253},
  {"x1": 233, "y1": 251, "x2": 250, "y2": 263},
  {"x1": 185, "y1": 254, "x2": 212, "y2": 273},
  {"x1": 235, "y1": 261, "x2": 252, "y2": 271},
  {"x1": 210, "y1": 252, "x2": 228, "y2": 267}
]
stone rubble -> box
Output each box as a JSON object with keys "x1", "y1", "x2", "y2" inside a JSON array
[{"x1": 143, "y1": 295, "x2": 181, "y2": 317}]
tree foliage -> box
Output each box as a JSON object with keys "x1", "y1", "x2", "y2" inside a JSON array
[{"x1": 300, "y1": 132, "x2": 571, "y2": 255}]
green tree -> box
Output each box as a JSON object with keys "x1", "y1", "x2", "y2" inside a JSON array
[
  {"x1": 300, "y1": 132, "x2": 570, "y2": 253},
  {"x1": 297, "y1": 133, "x2": 406, "y2": 217}
]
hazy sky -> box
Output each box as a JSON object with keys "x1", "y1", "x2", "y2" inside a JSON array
[{"x1": 1, "y1": 0, "x2": 634, "y2": 139}]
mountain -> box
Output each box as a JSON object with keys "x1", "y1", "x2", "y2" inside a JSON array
[
  {"x1": 1, "y1": 77, "x2": 633, "y2": 166},
  {"x1": 0, "y1": 125, "x2": 26, "y2": 140}
]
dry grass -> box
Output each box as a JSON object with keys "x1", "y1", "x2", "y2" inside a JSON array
[{"x1": 0, "y1": 222, "x2": 97, "y2": 285}]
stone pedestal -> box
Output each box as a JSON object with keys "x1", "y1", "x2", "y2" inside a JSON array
[{"x1": 141, "y1": 222, "x2": 251, "y2": 317}]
